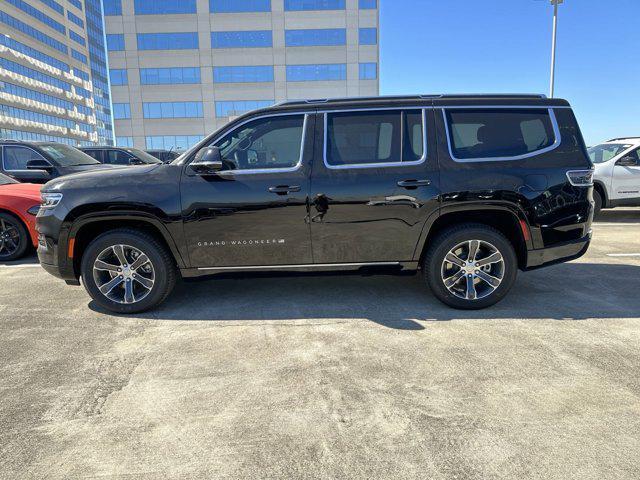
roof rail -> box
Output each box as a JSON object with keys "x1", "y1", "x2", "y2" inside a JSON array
[{"x1": 607, "y1": 137, "x2": 640, "y2": 142}]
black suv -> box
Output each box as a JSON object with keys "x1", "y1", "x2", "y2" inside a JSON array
[
  {"x1": 37, "y1": 95, "x2": 594, "y2": 313},
  {"x1": 80, "y1": 146, "x2": 161, "y2": 166},
  {"x1": 0, "y1": 140, "x2": 112, "y2": 183}
]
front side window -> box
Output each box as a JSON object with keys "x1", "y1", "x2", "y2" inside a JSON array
[
  {"x1": 325, "y1": 110, "x2": 425, "y2": 167},
  {"x1": 587, "y1": 143, "x2": 633, "y2": 164},
  {"x1": 445, "y1": 108, "x2": 556, "y2": 160},
  {"x1": 105, "y1": 150, "x2": 133, "y2": 165},
  {"x1": 2, "y1": 146, "x2": 48, "y2": 171},
  {"x1": 212, "y1": 115, "x2": 305, "y2": 171}
]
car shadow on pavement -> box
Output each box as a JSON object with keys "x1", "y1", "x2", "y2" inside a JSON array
[
  {"x1": 595, "y1": 208, "x2": 640, "y2": 223},
  {"x1": 0, "y1": 253, "x2": 39, "y2": 267},
  {"x1": 89, "y1": 262, "x2": 640, "y2": 330}
]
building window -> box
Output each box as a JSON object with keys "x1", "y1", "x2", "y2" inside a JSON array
[
  {"x1": 113, "y1": 103, "x2": 131, "y2": 119},
  {"x1": 286, "y1": 64, "x2": 346, "y2": 82},
  {"x1": 146, "y1": 135, "x2": 203, "y2": 150},
  {"x1": 0, "y1": 11, "x2": 68, "y2": 54},
  {"x1": 359, "y1": 28, "x2": 377, "y2": 45},
  {"x1": 213, "y1": 66, "x2": 274, "y2": 83},
  {"x1": 0, "y1": 57, "x2": 71, "y2": 91},
  {"x1": 358, "y1": 0, "x2": 376, "y2": 8},
  {"x1": 137, "y1": 32, "x2": 199, "y2": 50},
  {"x1": 0, "y1": 35, "x2": 69, "y2": 72},
  {"x1": 143, "y1": 102, "x2": 203, "y2": 119},
  {"x1": 103, "y1": 0, "x2": 122, "y2": 15},
  {"x1": 106, "y1": 34, "x2": 125, "y2": 51},
  {"x1": 67, "y1": 11, "x2": 84, "y2": 29},
  {"x1": 38, "y1": 0, "x2": 64, "y2": 14},
  {"x1": 284, "y1": 0, "x2": 345, "y2": 10},
  {"x1": 134, "y1": 0, "x2": 197, "y2": 15},
  {"x1": 68, "y1": 0, "x2": 82, "y2": 10},
  {"x1": 0, "y1": 81, "x2": 74, "y2": 110},
  {"x1": 71, "y1": 49, "x2": 88, "y2": 64},
  {"x1": 211, "y1": 31, "x2": 272, "y2": 48},
  {"x1": 210, "y1": 0, "x2": 271, "y2": 12},
  {"x1": 73, "y1": 68, "x2": 89, "y2": 81},
  {"x1": 109, "y1": 69, "x2": 128, "y2": 85},
  {"x1": 5, "y1": 0, "x2": 66, "y2": 34},
  {"x1": 116, "y1": 136, "x2": 134, "y2": 147},
  {"x1": 215, "y1": 100, "x2": 273, "y2": 117},
  {"x1": 359, "y1": 62, "x2": 377, "y2": 80},
  {"x1": 285, "y1": 29, "x2": 346, "y2": 47},
  {"x1": 140, "y1": 67, "x2": 201, "y2": 85},
  {"x1": 69, "y1": 30, "x2": 86, "y2": 46}
]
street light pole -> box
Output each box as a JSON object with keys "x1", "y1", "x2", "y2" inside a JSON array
[{"x1": 549, "y1": 0, "x2": 563, "y2": 98}]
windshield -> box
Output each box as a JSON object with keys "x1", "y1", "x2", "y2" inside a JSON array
[
  {"x1": 588, "y1": 143, "x2": 633, "y2": 164},
  {"x1": 0, "y1": 173, "x2": 18, "y2": 185},
  {"x1": 39, "y1": 143, "x2": 100, "y2": 166},
  {"x1": 125, "y1": 148, "x2": 161, "y2": 164}
]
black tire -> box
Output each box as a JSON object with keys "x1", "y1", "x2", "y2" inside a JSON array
[
  {"x1": 593, "y1": 189, "x2": 603, "y2": 217},
  {"x1": 0, "y1": 212, "x2": 29, "y2": 261},
  {"x1": 80, "y1": 229, "x2": 176, "y2": 313},
  {"x1": 423, "y1": 223, "x2": 518, "y2": 310}
]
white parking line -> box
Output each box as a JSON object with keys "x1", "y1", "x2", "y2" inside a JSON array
[
  {"x1": 593, "y1": 223, "x2": 640, "y2": 227},
  {"x1": 0, "y1": 264, "x2": 41, "y2": 268},
  {"x1": 606, "y1": 253, "x2": 640, "y2": 257}
]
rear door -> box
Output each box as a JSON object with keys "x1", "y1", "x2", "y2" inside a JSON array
[{"x1": 309, "y1": 107, "x2": 440, "y2": 264}]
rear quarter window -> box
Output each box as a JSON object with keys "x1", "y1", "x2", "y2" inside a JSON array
[{"x1": 445, "y1": 108, "x2": 557, "y2": 160}]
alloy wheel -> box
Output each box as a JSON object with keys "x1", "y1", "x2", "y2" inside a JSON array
[
  {"x1": 0, "y1": 218, "x2": 21, "y2": 259},
  {"x1": 92, "y1": 244, "x2": 155, "y2": 304},
  {"x1": 440, "y1": 239, "x2": 505, "y2": 300}
]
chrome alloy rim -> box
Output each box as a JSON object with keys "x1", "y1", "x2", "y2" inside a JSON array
[
  {"x1": 0, "y1": 218, "x2": 21, "y2": 258},
  {"x1": 441, "y1": 240, "x2": 505, "y2": 300},
  {"x1": 92, "y1": 244, "x2": 155, "y2": 304}
]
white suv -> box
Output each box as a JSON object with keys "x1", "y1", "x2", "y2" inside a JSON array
[{"x1": 588, "y1": 137, "x2": 640, "y2": 214}]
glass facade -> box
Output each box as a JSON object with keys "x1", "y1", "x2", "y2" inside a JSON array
[
  {"x1": 359, "y1": 62, "x2": 377, "y2": 80},
  {"x1": 359, "y1": 0, "x2": 376, "y2": 8},
  {"x1": 134, "y1": 0, "x2": 197, "y2": 15},
  {"x1": 359, "y1": 27, "x2": 377, "y2": 45},
  {"x1": 71, "y1": 48, "x2": 88, "y2": 63},
  {"x1": 68, "y1": 0, "x2": 82, "y2": 9},
  {"x1": 210, "y1": 0, "x2": 271, "y2": 12},
  {"x1": 103, "y1": 0, "x2": 122, "y2": 15},
  {"x1": 113, "y1": 103, "x2": 131, "y2": 119},
  {"x1": 137, "y1": 33, "x2": 199, "y2": 50},
  {"x1": 67, "y1": 11, "x2": 84, "y2": 28},
  {"x1": 211, "y1": 31, "x2": 272, "y2": 48},
  {"x1": 116, "y1": 136, "x2": 134, "y2": 147},
  {"x1": 106, "y1": 34, "x2": 125, "y2": 51},
  {"x1": 109, "y1": 69, "x2": 128, "y2": 85},
  {"x1": 284, "y1": 0, "x2": 345, "y2": 10},
  {"x1": 0, "y1": 35, "x2": 69, "y2": 71},
  {"x1": 146, "y1": 135, "x2": 203, "y2": 150},
  {"x1": 286, "y1": 64, "x2": 347, "y2": 81},
  {"x1": 38, "y1": 0, "x2": 64, "y2": 14},
  {"x1": 69, "y1": 30, "x2": 86, "y2": 46},
  {"x1": 0, "y1": 57, "x2": 70, "y2": 90},
  {"x1": 215, "y1": 100, "x2": 273, "y2": 117},
  {"x1": 213, "y1": 65, "x2": 274, "y2": 83},
  {"x1": 285, "y1": 29, "x2": 346, "y2": 47},
  {"x1": 143, "y1": 102, "x2": 204, "y2": 119},
  {"x1": 140, "y1": 67, "x2": 201, "y2": 85},
  {"x1": 5, "y1": 0, "x2": 66, "y2": 34},
  {"x1": 0, "y1": 11, "x2": 68, "y2": 53}
]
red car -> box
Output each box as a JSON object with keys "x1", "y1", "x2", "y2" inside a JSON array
[{"x1": 0, "y1": 173, "x2": 41, "y2": 261}]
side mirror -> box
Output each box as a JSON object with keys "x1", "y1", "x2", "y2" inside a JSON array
[
  {"x1": 26, "y1": 159, "x2": 53, "y2": 171},
  {"x1": 190, "y1": 147, "x2": 223, "y2": 175},
  {"x1": 616, "y1": 156, "x2": 637, "y2": 167}
]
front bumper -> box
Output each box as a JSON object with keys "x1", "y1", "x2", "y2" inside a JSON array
[
  {"x1": 37, "y1": 233, "x2": 79, "y2": 285},
  {"x1": 525, "y1": 231, "x2": 592, "y2": 270}
]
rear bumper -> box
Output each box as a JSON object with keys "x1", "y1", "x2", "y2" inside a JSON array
[{"x1": 525, "y1": 231, "x2": 592, "y2": 270}]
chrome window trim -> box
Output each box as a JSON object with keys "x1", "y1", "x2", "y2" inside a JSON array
[
  {"x1": 0, "y1": 144, "x2": 51, "y2": 173},
  {"x1": 322, "y1": 108, "x2": 428, "y2": 170},
  {"x1": 213, "y1": 112, "x2": 310, "y2": 176},
  {"x1": 442, "y1": 107, "x2": 562, "y2": 163}
]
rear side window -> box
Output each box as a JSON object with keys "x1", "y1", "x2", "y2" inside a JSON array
[
  {"x1": 445, "y1": 108, "x2": 557, "y2": 160},
  {"x1": 325, "y1": 110, "x2": 425, "y2": 167}
]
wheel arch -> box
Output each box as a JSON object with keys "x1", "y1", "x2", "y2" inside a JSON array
[
  {"x1": 415, "y1": 204, "x2": 530, "y2": 270},
  {"x1": 0, "y1": 207, "x2": 36, "y2": 247},
  {"x1": 593, "y1": 180, "x2": 609, "y2": 207},
  {"x1": 68, "y1": 213, "x2": 186, "y2": 279}
]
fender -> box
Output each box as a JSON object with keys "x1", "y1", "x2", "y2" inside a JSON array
[{"x1": 411, "y1": 201, "x2": 534, "y2": 262}]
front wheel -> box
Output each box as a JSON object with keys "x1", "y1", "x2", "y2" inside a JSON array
[
  {"x1": 80, "y1": 229, "x2": 176, "y2": 313},
  {"x1": 423, "y1": 224, "x2": 518, "y2": 309}
]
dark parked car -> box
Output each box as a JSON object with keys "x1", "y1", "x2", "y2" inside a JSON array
[
  {"x1": 0, "y1": 140, "x2": 112, "y2": 183},
  {"x1": 145, "y1": 149, "x2": 181, "y2": 162},
  {"x1": 80, "y1": 147, "x2": 161, "y2": 166},
  {"x1": 37, "y1": 94, "x2": 594, "y2": 313}
]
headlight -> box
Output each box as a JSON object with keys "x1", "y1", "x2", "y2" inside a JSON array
[
  {"x1": 27, "y1": 205, "x2": 40, "y2": 215},
  {"x1": 41, "y1": 192, "x2": 63, "y2": 209}
]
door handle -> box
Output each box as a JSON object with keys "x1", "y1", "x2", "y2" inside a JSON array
[
  {"x1": 268, "y1": 185, "x2": 301, "y2": 195},
  {"x1": 397, "y1": 179, "x2": 431, "y2": 188}
]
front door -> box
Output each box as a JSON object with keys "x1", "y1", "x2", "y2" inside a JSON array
[
  {"x1": 1, "y1": 145, "x2": 54, "y2": 183},
  {"x1": 181, "y1": 113, "x2": 315, "y2": 268},
  {"x1": 309, "y1": 108, "x2": 440, "y2": 264},
  {"x1": 612, "y1": 147, "x2": 640, "y2": 200}
]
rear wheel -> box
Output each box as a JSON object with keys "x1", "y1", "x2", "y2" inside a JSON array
[
  {"x1": 423, "y1": 224, "x2": 518, "y2": 309},
  {"x1": 0, "y1": 212, "x2": 29, "y2": 261},
  {"x1": 80, "y1": 229, "x2": 176, "y2": 313}
]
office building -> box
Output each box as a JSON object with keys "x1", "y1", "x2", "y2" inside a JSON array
[
  {"x1": 0, "y1": 0, "x2": 114, "y2": 145},
  {"x1": 104, "y1": 0, "x2": 379, "y2": 151}
]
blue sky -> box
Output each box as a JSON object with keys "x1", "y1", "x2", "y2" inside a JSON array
[{"x1": 380, "y1": 0, "x2": 640, "y2": 145}]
